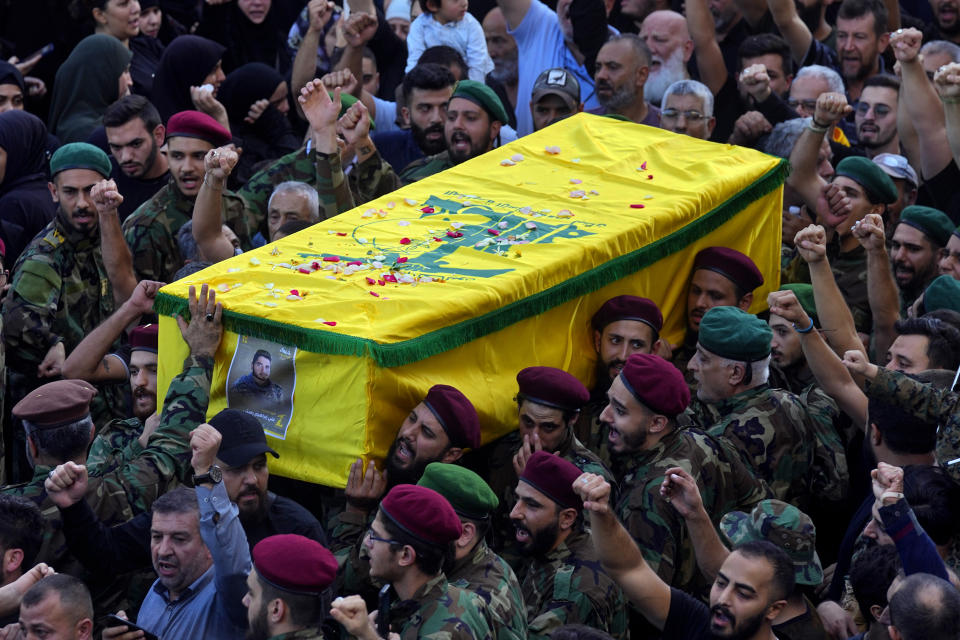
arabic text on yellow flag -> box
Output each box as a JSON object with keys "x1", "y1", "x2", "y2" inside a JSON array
[{"x1": 155, "y1": 113, "x2": 786, "y2": 487}]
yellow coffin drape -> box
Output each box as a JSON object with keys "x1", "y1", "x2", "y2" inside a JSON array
[{"x1": 155, "y1": 113, "x2": 786, "y2": 487}]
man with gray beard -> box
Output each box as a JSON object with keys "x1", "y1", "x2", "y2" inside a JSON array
[
  {"x1": 483, "y1": 8, "x2": 519, "y2": 113},
  {"x1": 590, "y1": 34, "x2": 661, "y2": 125},
  {"x1": 639, "y1": 11, "x2": 693, "y2": 106}
]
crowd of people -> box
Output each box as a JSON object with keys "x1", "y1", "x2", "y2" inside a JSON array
[{"x1": 1, "y1": 0, "x2": 960, "y2": 638}]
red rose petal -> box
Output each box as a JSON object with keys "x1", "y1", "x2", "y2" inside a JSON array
[
  {"x1": 290, "y1": 289, "x2": 299, "y2": 296},
  {"x1": 366, "y1": 277, "x2": 376, "y2": 284},
  {"x1": 630, "y1": 204, "x2": 645, "y2": 209},
  {"x1": 641, "y1": 161, "x2": 647, "y2": 170},
  {"x1": 323, "y1": 256, "x2": 340, "y2": 262},
  {"x1": 369, "y1": 291, "x2": 379, "y2": 297},
  {"x1": 397, "y1": 257, "x2": 408, "y2": 263},
  {"x1": 347, "y1": 261, "x2": 362, "y2": 266},
  {"x1": 298, "y1": 267, "x2": 311, "y2": 274},
  {"x1": 647, "y1": 174, "x2": 654, "y2": 179},
  {"x1": 421, "y1": 206, "x2": 435, "y2": 213},
  {"x1": 336, "y1": 232, "x2": 347, "y2": 236},
  {"x1": 487, "y1": 229, "x2": 500, "y2": 236},
  {"x1": 323, "y1": 321, "x2": 337, "y2": 326},
  {"x1": 378, "y1": 279, "x2": 385, "y2": 286},
  {"x1": 400, "y1": 238, "x2": 411, "y2": 244}
]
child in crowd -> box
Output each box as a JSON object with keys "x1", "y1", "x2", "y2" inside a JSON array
[{"x1": 404, "y1": 0, "x2": 493, "y2": 81}]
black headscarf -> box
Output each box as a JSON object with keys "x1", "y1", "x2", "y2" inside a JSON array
[
  {"x1": 47, "y1": 34, "x2": 133, "y2": 143},
  {"x1": 218, "y1": 62, "x2": 286, "y2": 129},
  {"x1": 197, "y1": 2, "x2": 291, "y2": 74},
  {"x1": 0, "y1": 110, "x2": 48, "y2": 195},
  {"x1": 0, "y1": 61, "x2": 25, "y2": 92},
  {"x1": 151, "y1": 35, "x2": 226, "y2": 122}
]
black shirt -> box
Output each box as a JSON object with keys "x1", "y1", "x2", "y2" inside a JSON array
[{"x1": 663, "y1": 587, "x2": 713, "y2": 639}]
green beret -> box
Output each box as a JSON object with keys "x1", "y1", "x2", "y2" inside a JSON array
[
  {"x1": 899, "y1": 206, "x2": 955, "y2": 247},
  {"x1": 329, "y1": 91, "x2": 375, "y2": 130},
  {"x1": 699, "y1": 306, "x2": 773, "y2": 361},
  {"x1": 418, "y1": 462, "x2": 498, "y2": 520},
  {"x1": 451, "y1": 80, "x2": 509, "y2": 125},
  {"x1": 779, "y1": 283, "x2": 817, "y2": 325},
  {"x1": 49, "y1": 142, "x2": 112, "y2": 178},
  {"x1": 923, "y1": 275, "x2": 960, "y2": 314},
  {"x1": 834, "y1": 156, "x2": 897, "y2": 205}
]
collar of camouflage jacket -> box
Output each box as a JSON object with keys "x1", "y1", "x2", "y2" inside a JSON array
[
  {"x1": 55, "y1": 211, "x2": 100, "y2": 250},
  {"x1": 391, "y1": 572, "x2": 449, "y2": 618},
  {"x1": 712, "y1": 383, "x2": 772, "y2": 418},
  {"x1": 617, "y1": 427, "x2": 685, "y2": 482}
]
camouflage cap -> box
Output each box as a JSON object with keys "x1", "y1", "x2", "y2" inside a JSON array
[
  {"x1": 720, "y1": 499, "x2": 823, "y2": 586},
  {"x1": 418, "y1": 462, "x2": 498, "y2": 520}
]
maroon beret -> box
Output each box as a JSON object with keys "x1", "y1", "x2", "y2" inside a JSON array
[
  {"x1": 423, "y1": 385, "x2": 481, "y2": 449},
  {"x1": 591, "y1": 295, "x2": 663, "y2": 333},
  {"x1": 166, "y1": 110, "x2": 232, "y2": 147},
  {"x1": 12, "y1": 379, "x2": 97, "y2": 428},
  {"x1": 380, "y1": 484, "x2": 463, "y2": 546},
  {"x1": 130, "y1": 324, "x2": 159, "y2": 353},
  {"x1": 693, "y1": 247, "x2": 763, "y2": 293},
  {"x1": 517, "y1": 366, "x2": 589, "y2": 411},
  {"x1": 618, "y1": 353, "x2": 690, "y2": 417},
  {"x1": 519, "y1": 451, "x2": 583, "y2": 511},
  {"x1": 252, "y1": 534, "x2": 337, "y2": 594}
]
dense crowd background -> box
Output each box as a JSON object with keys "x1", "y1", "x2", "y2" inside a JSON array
[{"x1": 1, "y1": 0, "x2": 960, "y2": 638}]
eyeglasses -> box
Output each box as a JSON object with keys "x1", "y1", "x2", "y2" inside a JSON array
[
  {"x1": 661, "y1": 108, "x2": 705, "y2": 122},
  {"x1": 854, "y1": 102, "x2": 892, "y2": 118},
  {"x1": 365, "y1": 527, "x2": 400, "y2": 546},
  {"x1": 787, "y1": 98, "x2": 817, "y2": 112}
]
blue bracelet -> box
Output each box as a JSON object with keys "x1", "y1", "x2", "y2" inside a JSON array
[{"x1": 793, "y1": 317, "x2": 815, "y2": 333}]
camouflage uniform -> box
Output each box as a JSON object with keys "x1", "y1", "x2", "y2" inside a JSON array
[
  {"x1": 2, "y1": 213, "x2": 127, "y2": 428},
  {"x1": 783, "y1": 239, "x2": 870, "y2": 335},
  {"x1": 614, "y1": 427, "x2": 770, "y2": 597},
  {"x1": 122, "y1": 145, "x2": 354, "y2": 282},
  {"x1": 484, "y1": 429, "x2": 615, "y2": 559},
  {"x1": 329, "y1": 506, "x2": 379, "y2": 605},
  {"x1": 399, "y1": 151, "x2": 454, "y2": 184},
  {"x1": 0, "y1": 353, "x2": 211, "y2": 610},
  {"x1": 863, "y1": 367, "x2": 960, "y2": 483},
  {"x1": 669, "y1": 332, "x2": 700, "y2": 394},
  {"x1": 770, "y1": 363, "x2": 849, "y2": 501},
  {"x1": 389, "y1": 573, "x2": 494, "y2": 639},
  {"x1": 520, "y1": 529, "x2": 628, "y2": 639},
  {"x1": 86, "y1": 416, "x2": 143, "y2": 470},
  {"x1": 573, "y1": 394, "x2": 613, "y2": 467},
  {"x1": 349, "y1": 151, "x2": 402, "y2": 206},
  {"x1": 680, "y1": 384, "x2": 817, "y2": 506},
  {"x1": 449, "y1": 539, "x2": 527, "y2": 640}
]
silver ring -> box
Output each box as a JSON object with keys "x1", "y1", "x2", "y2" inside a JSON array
[
  {"x1": 205, "y1": 313, "x2": 214, "y2": 322},
  {"x1": 48, "y1": 469, "x2": 55, "y2": 479},
  {"x1": 211, "y1": 150, "x2": 218, "y2": 159}
]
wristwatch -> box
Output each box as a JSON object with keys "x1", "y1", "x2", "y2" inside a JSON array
[{"x1": 193, "y1": 465, "x2": 222, "y2": 486}]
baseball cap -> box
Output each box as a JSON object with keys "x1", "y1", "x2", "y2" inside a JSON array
[
  {"x1": 531, "y1": 68, "x2": 580, "y2": 111},
  {"x1": 872, "y1": 153, "x2": 918, "y2": 189}
]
